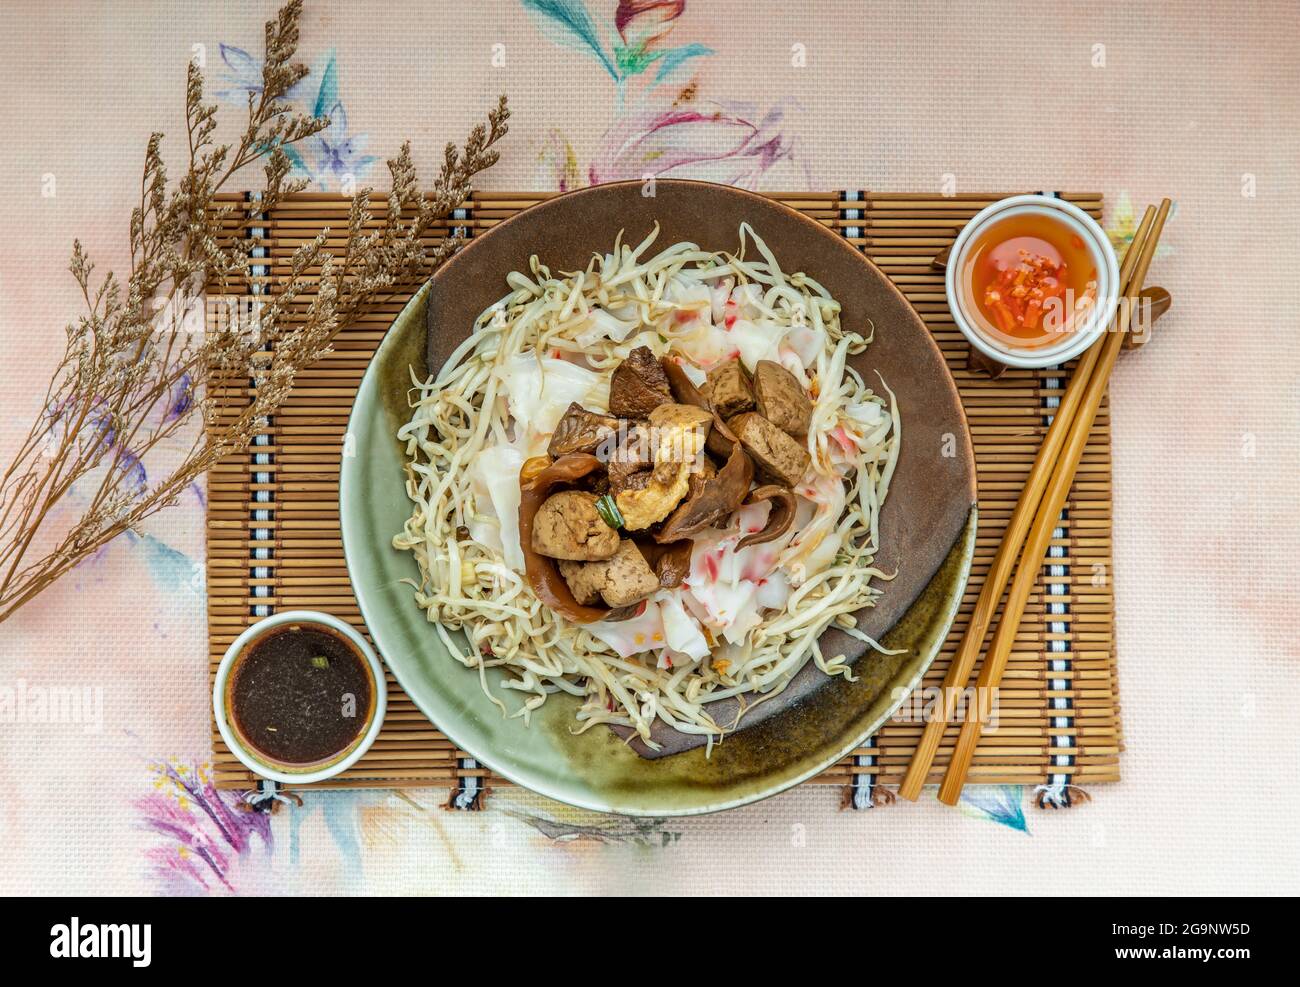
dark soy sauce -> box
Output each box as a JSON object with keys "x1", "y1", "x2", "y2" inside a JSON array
[{"x1": 228, "y1": 623, "x2": 373, "y2": 766}]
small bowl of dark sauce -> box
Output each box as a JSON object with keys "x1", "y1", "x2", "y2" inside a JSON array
[{"x1": 214, "y1": 611, "x2": 386, "y2": 784}]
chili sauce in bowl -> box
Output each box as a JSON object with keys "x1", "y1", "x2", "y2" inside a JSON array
[
  {"x1": 946, "y1": 195, "x2": 1118, "y2": 369},
  {"x1": 214, "y1": 611, "x2": 386, "y2": 784}
]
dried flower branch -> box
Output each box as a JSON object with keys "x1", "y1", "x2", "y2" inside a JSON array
[{"x1": 0, "y1": 0, "x2": 508, "y2": 623}]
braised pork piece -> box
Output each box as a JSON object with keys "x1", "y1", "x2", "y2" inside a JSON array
[{"x1": 608, "y1": 345, "x2": 672, "y2": 418}]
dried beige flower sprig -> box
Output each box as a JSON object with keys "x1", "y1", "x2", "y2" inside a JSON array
[{"x1": 0, "y1": 0, "x2": 508, "y2": 623}]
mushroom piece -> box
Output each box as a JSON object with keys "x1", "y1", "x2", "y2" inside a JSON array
[
  {"x1": 547, "y1": 402, "x2": 619, "y2": 458},
  {"x1": 654, "y1": 441, "x2": 754, "y2": 543},
  {"x1": 685, "y1": 451, "x2": 717, "y2": 496},
  {"x1": 662, "y1": 357, "x2": 741, "y2": 460},
  {"x1": 601, "y1": 602, "x2": 649, "y2": 622},
  {"x1": 648, "y1": 401, "x2": 713, "y2": 434},
  {"x1": 607, "y1": 466, "x2": 649, "y2": 498},
  {"x1": 737, "y1": 484, "x2": 797, "y2": 549},
  {"x1": 634, "y1": 538, "x2": 695, "y2": 589}
]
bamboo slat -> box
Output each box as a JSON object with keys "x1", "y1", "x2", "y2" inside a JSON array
[{"x1": 206, "y1": 190, "x2": 1121, "y2": 800}]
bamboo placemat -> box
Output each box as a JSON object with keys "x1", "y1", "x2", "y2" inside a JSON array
[{"x1": 207, "y1": 190, "x2": 1122, "y2": 807}]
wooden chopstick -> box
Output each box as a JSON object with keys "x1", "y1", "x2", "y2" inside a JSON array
[
  {"x1": 935, "y1": 198, "x2": 1172, "y2": 805},
  {"x1": 897, "y1": 205, "x2": 1159, "y2": 801}
]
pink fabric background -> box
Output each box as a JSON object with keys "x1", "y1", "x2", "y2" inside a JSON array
[{"x1": 0, "y1": 1, "x2": 1296, "y2": 895}]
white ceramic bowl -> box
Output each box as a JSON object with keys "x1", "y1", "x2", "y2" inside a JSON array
[
  {"x1": 945, "y1": 194, "x2": 1119, "y2": 369},
  {"x1": 213, "y1": 610, "x2": 386, "y2": 785}
]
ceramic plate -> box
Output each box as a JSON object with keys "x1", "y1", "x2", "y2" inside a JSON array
[{"x1": 340, "y1": 180, "x2": 976, "y2": 815}]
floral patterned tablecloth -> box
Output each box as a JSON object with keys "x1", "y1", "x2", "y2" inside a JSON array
[{"x1": 1, "y1": 0, "x2": 1297, "y2": 896}]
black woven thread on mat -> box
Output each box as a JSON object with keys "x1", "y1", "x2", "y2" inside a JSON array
[
  {"x1": 248, "y1": 191, "x2": 274, "y2": 623},
  {"x1": 443, "y1": 203, "x2": 487, "y2": 811},
  {"x1": 839, "y1": 190, "x2": 879, "y2": 811},
  {"x1": 245, "y1": 191, "x2": 281, "y2": 808},
  {"x1": 1035, "y1": 190, "x2": 1078, "y2": 808}
]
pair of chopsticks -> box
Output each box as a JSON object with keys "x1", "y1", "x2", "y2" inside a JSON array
[{"x1": 899, "y1": 198, "x2": 1172, "y2": 805}]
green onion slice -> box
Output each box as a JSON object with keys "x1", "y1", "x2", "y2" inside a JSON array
[{"x1": 594, "y1": 494, "x2": 624, "y2": 529}]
